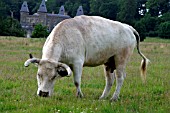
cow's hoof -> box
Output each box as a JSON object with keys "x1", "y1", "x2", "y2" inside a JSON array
[
  {"x1": 99, "y1": 96, "x2": 106, "y2": 100},
  {"x1": 76, "y1": 92, "x2": 84, "y2": 98},
  {"x1": 110, "y1": 95, "x2": 119, "y2": 102},
  {"x1": 110, "y1": 98, "x2": 118, "y2": 102}
]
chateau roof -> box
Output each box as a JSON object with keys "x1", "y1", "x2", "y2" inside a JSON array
[
  {"x1": 20, "y1": 1, "x2": 29, "y2": 12},
  {"x1": 58, "y1": 5, "x2": 65, "y2": 15},
  {"x1": 76, "y1": 6, "x2": 84, "y2": 16},
  {"x1": 47, "y1": 14, "x2": 70, "y2": 18},
  {"x1": 38, "y1": 0, "x2": 47, "y2": 13}
]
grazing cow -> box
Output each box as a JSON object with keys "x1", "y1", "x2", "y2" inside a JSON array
[{"x1": 24, "y1": 15, "x2": 149, "y2": 101}]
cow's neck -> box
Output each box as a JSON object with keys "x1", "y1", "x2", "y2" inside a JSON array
[{"x1": 42, "y1": 43, "x2": 62, "y2": 62}]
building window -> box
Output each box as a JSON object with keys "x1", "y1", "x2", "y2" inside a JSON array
[
  {"x1": 26, "y1": 18, "x2": 30, "y2": 23},
  {"x1": 41, "y1": 20, "x2": 44, "y2": 23},
  {"x1": 30, "y1": 19, "x2": 33, "y2": 23}
]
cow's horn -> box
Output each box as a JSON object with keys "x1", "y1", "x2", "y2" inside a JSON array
[
  {"x1": 29, "y1": 54, "x2": 33, "y2": 58},
  {"x1": 24, "y1": 54, "x2": 40, "y2": 67}
]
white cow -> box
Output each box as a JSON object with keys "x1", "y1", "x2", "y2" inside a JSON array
[{"x1": 24, "y1": 15, "x2": 149, "y2": 101}]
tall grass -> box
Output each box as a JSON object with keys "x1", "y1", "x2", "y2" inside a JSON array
[{"x1": 0, "y1": 36, "x2": 170, "y2": 113}]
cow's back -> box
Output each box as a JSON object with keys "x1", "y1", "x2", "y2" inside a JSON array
[{"x1": 44, "y1": 16, "x2": 136, "y2": 66}]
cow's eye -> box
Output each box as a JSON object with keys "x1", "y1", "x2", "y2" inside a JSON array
[
  {"x1": 38, "y1": 74, "x2": 42, "y2": 77},
  {"x1": 38, "y1": 74, "x2": 43, "y2": 80}
]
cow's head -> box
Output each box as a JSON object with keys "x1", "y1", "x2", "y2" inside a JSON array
[{"x1": 24, "y1": 54, "x2": 72, "y2": 97}]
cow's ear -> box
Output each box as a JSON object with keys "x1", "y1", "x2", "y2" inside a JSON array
[{"x1": 56, "y1": 62, "x2": 72, "y2": 77}]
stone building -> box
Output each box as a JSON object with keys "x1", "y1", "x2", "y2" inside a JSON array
[{"x1": 20, "y1": 0, "x2": 84, "y2": 38}]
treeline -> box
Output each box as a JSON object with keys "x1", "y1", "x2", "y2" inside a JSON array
[{"x1": 0, "y1": 0, "x2": 169, "y2": 40}]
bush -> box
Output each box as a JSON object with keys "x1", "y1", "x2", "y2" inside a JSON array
[
  {"x1": 158, "y1": 21, "x2": 170, "y2": 39},
  {"x1": 32, "y1": 24, "x2": 49, "y2": 38},
  {"x1": 159, "y1": 12, "x2": 170, "y2": 23},
  {"x1": 0, "y1": 17, "x2": 25, "y2": 37},
  {"x1": 141, "y1": 14, "x2": 158, "y2": 32},
  {"x1": 148, "y1": 31, "x2": 158, "y2": 37}
]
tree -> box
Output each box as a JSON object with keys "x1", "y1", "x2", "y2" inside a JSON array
[
  {"x1": 89, "y1": 0, "x2": 102, "y2": 16},
  {"x1": 89, "y1": 0, "x2": 118, "y2": 20},
  {"x1": 134, "y1": 20, "x2": 146, "y2": 41},
  {"x1": 65, "y1": 0, "x2": 80, "y2": 17},
  {"x1": 159, "y1": 12, "x2": 170, "y2": 23},
  {"x1": 27, "y1": 0, "x2": 42, "y2": 15},
  {"x1": 64, "y1": 0, "x2": 90, "y2": 17},
  {"x1": 46, "y1": 0, "x2": 68, "y2": 13},
  {"x1": 140, "y1": 14, "x2": 159, "y2": 37},
  {"x1": 32, "y1": 24, "x2": 49, "y2": 38},
  {"x1": 0, "y1": 1, "x2": 8, "y2": 18},
  {"x1": 80, "y1": 0, "x2": 90, "y2": 15},
  {"x1": 135, "y1": 0, "x2": 147, "y2": 19},
  {"x1": 99, "y1": 1, "x2": 118, "y2": 20},
  {"x1": 117, "y1": 0, "x2": 137, "y2": 25},
  {"x1": 146, "y1": 0, "x2": 170, "y2": 17},
  {"x1": 0, "y1": 17, "x2": 25, "y2": 37}
]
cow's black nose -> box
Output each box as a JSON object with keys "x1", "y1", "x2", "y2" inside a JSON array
[{"x1": 39, "y1": 90, "x2": 49, "y2": 97}]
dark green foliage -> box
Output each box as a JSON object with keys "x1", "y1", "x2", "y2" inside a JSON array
[
  {"x1": 32, "y1": 24, "x2": 49, "y2": 38},
  {"x1": 139, "y1": 14, "x2": 159, "y2": 37},
  {"x1": 158, "y1": 22, "x2": 170, "y2": 39},
  {"x1": 159, "y1": 12, "x2": 170, "y2": 23},
  {"x1": 0, "y1": 1, "x2": 8, "y2": 18},
  {"x1": 135, "y1": 0, "x2": 147, "y2": 19},
  {"x1": 0, "y1": 17, "x2": 25, "y2": 37},
  {"x1": 146, "y1": 0, "x2": 160, "y2": 17},
  {"x1": 89, "y1": 0, "x2": 101, "y2": 16},
  {"x1": 99, "y1": 1, "x2": 118, "y2": 20},
  {"x1": 134, "y1": 20, "x2": 146, "y2": 41},
  {"x1": 147, "y1": 31, "x2": 158, "y2": 37},
  {"x1": 64, "y1": 0, "x2": 90, "y2": 17},
  {"x1": 146, "y1": 0, "x2": 169, "y2": 17},
  {"x1": 117, "y1": 0, "x2": 137, "y2": 25},
  {"x1": 65, "y1": 0, "x2": 80, "y2": 17},
  {"x1": 46, "y1": 0, "x2": 68, "y2": 14},
  {"x1": 89, "y1": 0, "x2": 118, "y2": 20},
  {"x1": 142, "y1": 14, "x2": 158, "y2": 32},
  {"x1": 27, "y1": 0, "x2": 42, "y2": 15}
]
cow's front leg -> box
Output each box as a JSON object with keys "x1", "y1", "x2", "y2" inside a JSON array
[{"x1": 72, "y1": 62, "x2": 84, "y2": 98}]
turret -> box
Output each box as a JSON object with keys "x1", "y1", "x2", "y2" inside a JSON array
[
  {"x1": 37, "y1": 0, "x2": 47, "y2": 26},
  {"x1": 20, "y1": 1, "x2": 29, "y2": 23},
  {"x1": 20, "y1": 1, "x2": 29, "y2": 13},
  {"x1": 76, "y1": 6, "x2": 84, "y2": 16},
  {"x1": 38, "y1": 0, "x2": 47, "y2": 13},
  {"x1": 58, "y1": 5, "x2": 65, "y2": 15}
]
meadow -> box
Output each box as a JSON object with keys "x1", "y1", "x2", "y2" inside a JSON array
[{"x1": 0, "y1": 36, "x2": 170, "y2": 113}]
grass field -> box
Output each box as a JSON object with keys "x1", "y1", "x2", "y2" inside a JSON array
[{"x1": 0, "y1": 36, "x2": 170, "y2": 113}]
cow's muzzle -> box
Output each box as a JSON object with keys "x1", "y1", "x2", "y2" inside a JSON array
[{"x1": 38, "y1": 90, "x2": 49, "y2": 97}]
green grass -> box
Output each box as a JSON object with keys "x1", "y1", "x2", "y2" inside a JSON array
[{"x1": 0, "y1": 36, "x2": 170, "y2": 113}]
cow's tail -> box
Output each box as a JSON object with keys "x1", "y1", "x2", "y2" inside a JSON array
[{"x1": 131, "y1": 27, "x2": 150, "y2": 83}]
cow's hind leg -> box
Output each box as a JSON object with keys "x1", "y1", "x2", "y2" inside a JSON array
[
  {"x1": 111, "y1": 66, "x2": 125, "y2": 101},
  {"x1": 100, "y1": 56, "x2": 116, "y2": 99},
  {"x1": 110, "y1": 48, "x2": 132, "y2": 101}
]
